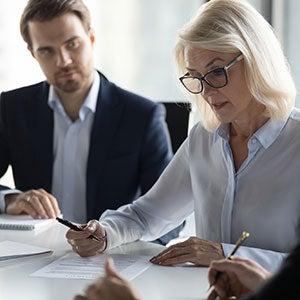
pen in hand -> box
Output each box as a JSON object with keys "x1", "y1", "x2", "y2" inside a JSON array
[
  {"x1": 207, "y1": 231, "x2": 250, "y2": 292},
  {"x1": 56, "y1": 217, "x2": 106, "y2": 243}
]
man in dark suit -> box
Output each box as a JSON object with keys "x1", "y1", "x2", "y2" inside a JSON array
[{"x1": 0, "y1": 0, "x2": 181, "y2": 244}]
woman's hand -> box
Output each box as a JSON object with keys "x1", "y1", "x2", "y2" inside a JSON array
[
  {"x1": 66, "y1": 219, "x2": 107, "y2": 257},
  {"x1": 150, "y1": 237, "x2": 224, "y2": 266},
  {"x1": 207, "y1": 257, "x2": 272, "y2": 300},
  {"x1": 74, "y1": 257, "x2": 142, "y2": 300}
]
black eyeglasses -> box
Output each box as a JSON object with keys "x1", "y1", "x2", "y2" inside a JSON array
[{"x1": 179, "y1": 54, "x2": 244, "y2": 94}]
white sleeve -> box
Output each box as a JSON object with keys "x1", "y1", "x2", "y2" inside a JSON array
[
  {"x1": 222, "y1": 243, "x2": 287, "y2": 272},
  {"x1": 0, "y1": 189, "x2": 21, "y2": 213},
  {"x1": 100, "y1": 139, "x2": 195, "y2": 250}
]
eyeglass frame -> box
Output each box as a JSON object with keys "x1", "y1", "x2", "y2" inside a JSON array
[{"x1": 179, "y1": 54, "x2": 244, "y2": 94}]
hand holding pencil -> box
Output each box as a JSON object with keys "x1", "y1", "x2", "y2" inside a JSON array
[
  {"x1": 207, "y1": 241, "x2": 272, "y2": 300},
  {"x1": 207, "y1": 231, "x2": 250, "y2": 293}
]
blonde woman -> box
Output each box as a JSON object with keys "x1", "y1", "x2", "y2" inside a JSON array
[{"x1": 67, "y1": 0, "x2": 299, "y2": 273}]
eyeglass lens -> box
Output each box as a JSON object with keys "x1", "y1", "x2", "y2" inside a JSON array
[
  {"x1": 180, "y1": 54, "x2": 243, "y2": 94},
  {"x1": 181, "y1": 68, "x2": 227, "y2": 94}
]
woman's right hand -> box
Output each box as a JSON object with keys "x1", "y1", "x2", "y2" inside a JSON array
[{"x1": 66, "y1": 219, "x2": 107, "y2": 257}]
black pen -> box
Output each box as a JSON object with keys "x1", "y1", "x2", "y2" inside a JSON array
[
  {"x1": 56, "y1": 217, "x2": 106, "y2": 243},
  {"x1": 207, "y1": 231, "x2": 250, "y2": 292}
]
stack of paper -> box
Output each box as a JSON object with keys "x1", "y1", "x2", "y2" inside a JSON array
[{"x1": 0, "y1": 240, "x2": 52, "y2": 261}]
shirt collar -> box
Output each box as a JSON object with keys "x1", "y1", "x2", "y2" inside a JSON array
[
  {"x1": 48, "y1": 70, "x2": 100, "y2": 121},
  {"x1": 253, "y1": 116, "x2": 288, "y2": 148},
  {"x1": 214, "y1": 123, "x2": 230, "y2": 142},
  {"x1": 214, "y1": 114, "x2": 290, "y2": 149}
]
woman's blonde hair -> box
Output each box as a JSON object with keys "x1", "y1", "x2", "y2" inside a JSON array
[{"x1": 174, "y1": 0, "x2": 296, "y2": 132}]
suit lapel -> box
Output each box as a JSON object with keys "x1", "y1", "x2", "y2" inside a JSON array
[
  {"x1": 86, "y1": 74, "x2": 124, "y2": 215},
  {"x1": 32, "y1": 82, "x2": 54, "y2": 191}
]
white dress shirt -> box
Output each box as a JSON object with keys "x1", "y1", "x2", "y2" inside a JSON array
[
  {"x1": 48, "y1": 71, "x2": 100, "y2": 223},
  {"x1": 100, "y1": 107, "x2": 300, "y2": 272}
]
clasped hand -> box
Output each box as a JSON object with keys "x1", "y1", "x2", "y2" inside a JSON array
[{"x1": 5, "y1": 188, "x2": 60, "y2": 219}]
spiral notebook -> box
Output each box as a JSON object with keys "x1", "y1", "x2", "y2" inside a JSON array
[{"x1": 0, "y1": 214, "x2": 55, "y2": 231}]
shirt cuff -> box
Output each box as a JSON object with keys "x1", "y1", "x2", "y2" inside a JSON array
[
  {"x1": 0, "y1": 189, "x2": 21, "y2": 213},
  {"x1": 221, "y1": 243, "x2": 287, "y2": 272}
]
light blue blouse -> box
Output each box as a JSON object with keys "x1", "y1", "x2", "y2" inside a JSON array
[{"x1": 101, "y1": 108, "x2": 300, "y2": 272}]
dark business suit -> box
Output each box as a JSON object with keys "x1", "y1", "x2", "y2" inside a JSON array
[{"x1": 0, "y1": 72, "x2": 182, "y2": 244}]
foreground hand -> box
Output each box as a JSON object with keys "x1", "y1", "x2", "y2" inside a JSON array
[
  {"x1": 5, "y1": 189, "x2": 60, "y2": 219},
  {"x1": 74, "y1": 257, "x2": 142, "y2": 300},
  {"x1": 207, "y1": 257, "x2": 272, "y2": 300},
  {"x1": 150, "y1": 237, "x2": 224, "y2": 266},
  {"x1": 66, "y1": 219, "x2": 107, "y2": 257}
]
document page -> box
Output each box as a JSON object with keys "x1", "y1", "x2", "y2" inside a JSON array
[
  {"x1": 0, "y1": 240, "x2": 52, "y2": 261},
  {"x1": 31, "y1": 251, "x2": 152, "y2": 280}
]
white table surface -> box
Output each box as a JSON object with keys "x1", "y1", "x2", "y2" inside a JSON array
[{"x1": 0, "y1": 222, "x2": 208, "y2": 300}]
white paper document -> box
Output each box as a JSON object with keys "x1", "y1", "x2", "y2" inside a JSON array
[
  {"x1": 0, "y1": 240, "x2": 52, "y2": 261},
  {"x1": 31, "y1": 251, "x2": 151, "y2": 280}
]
